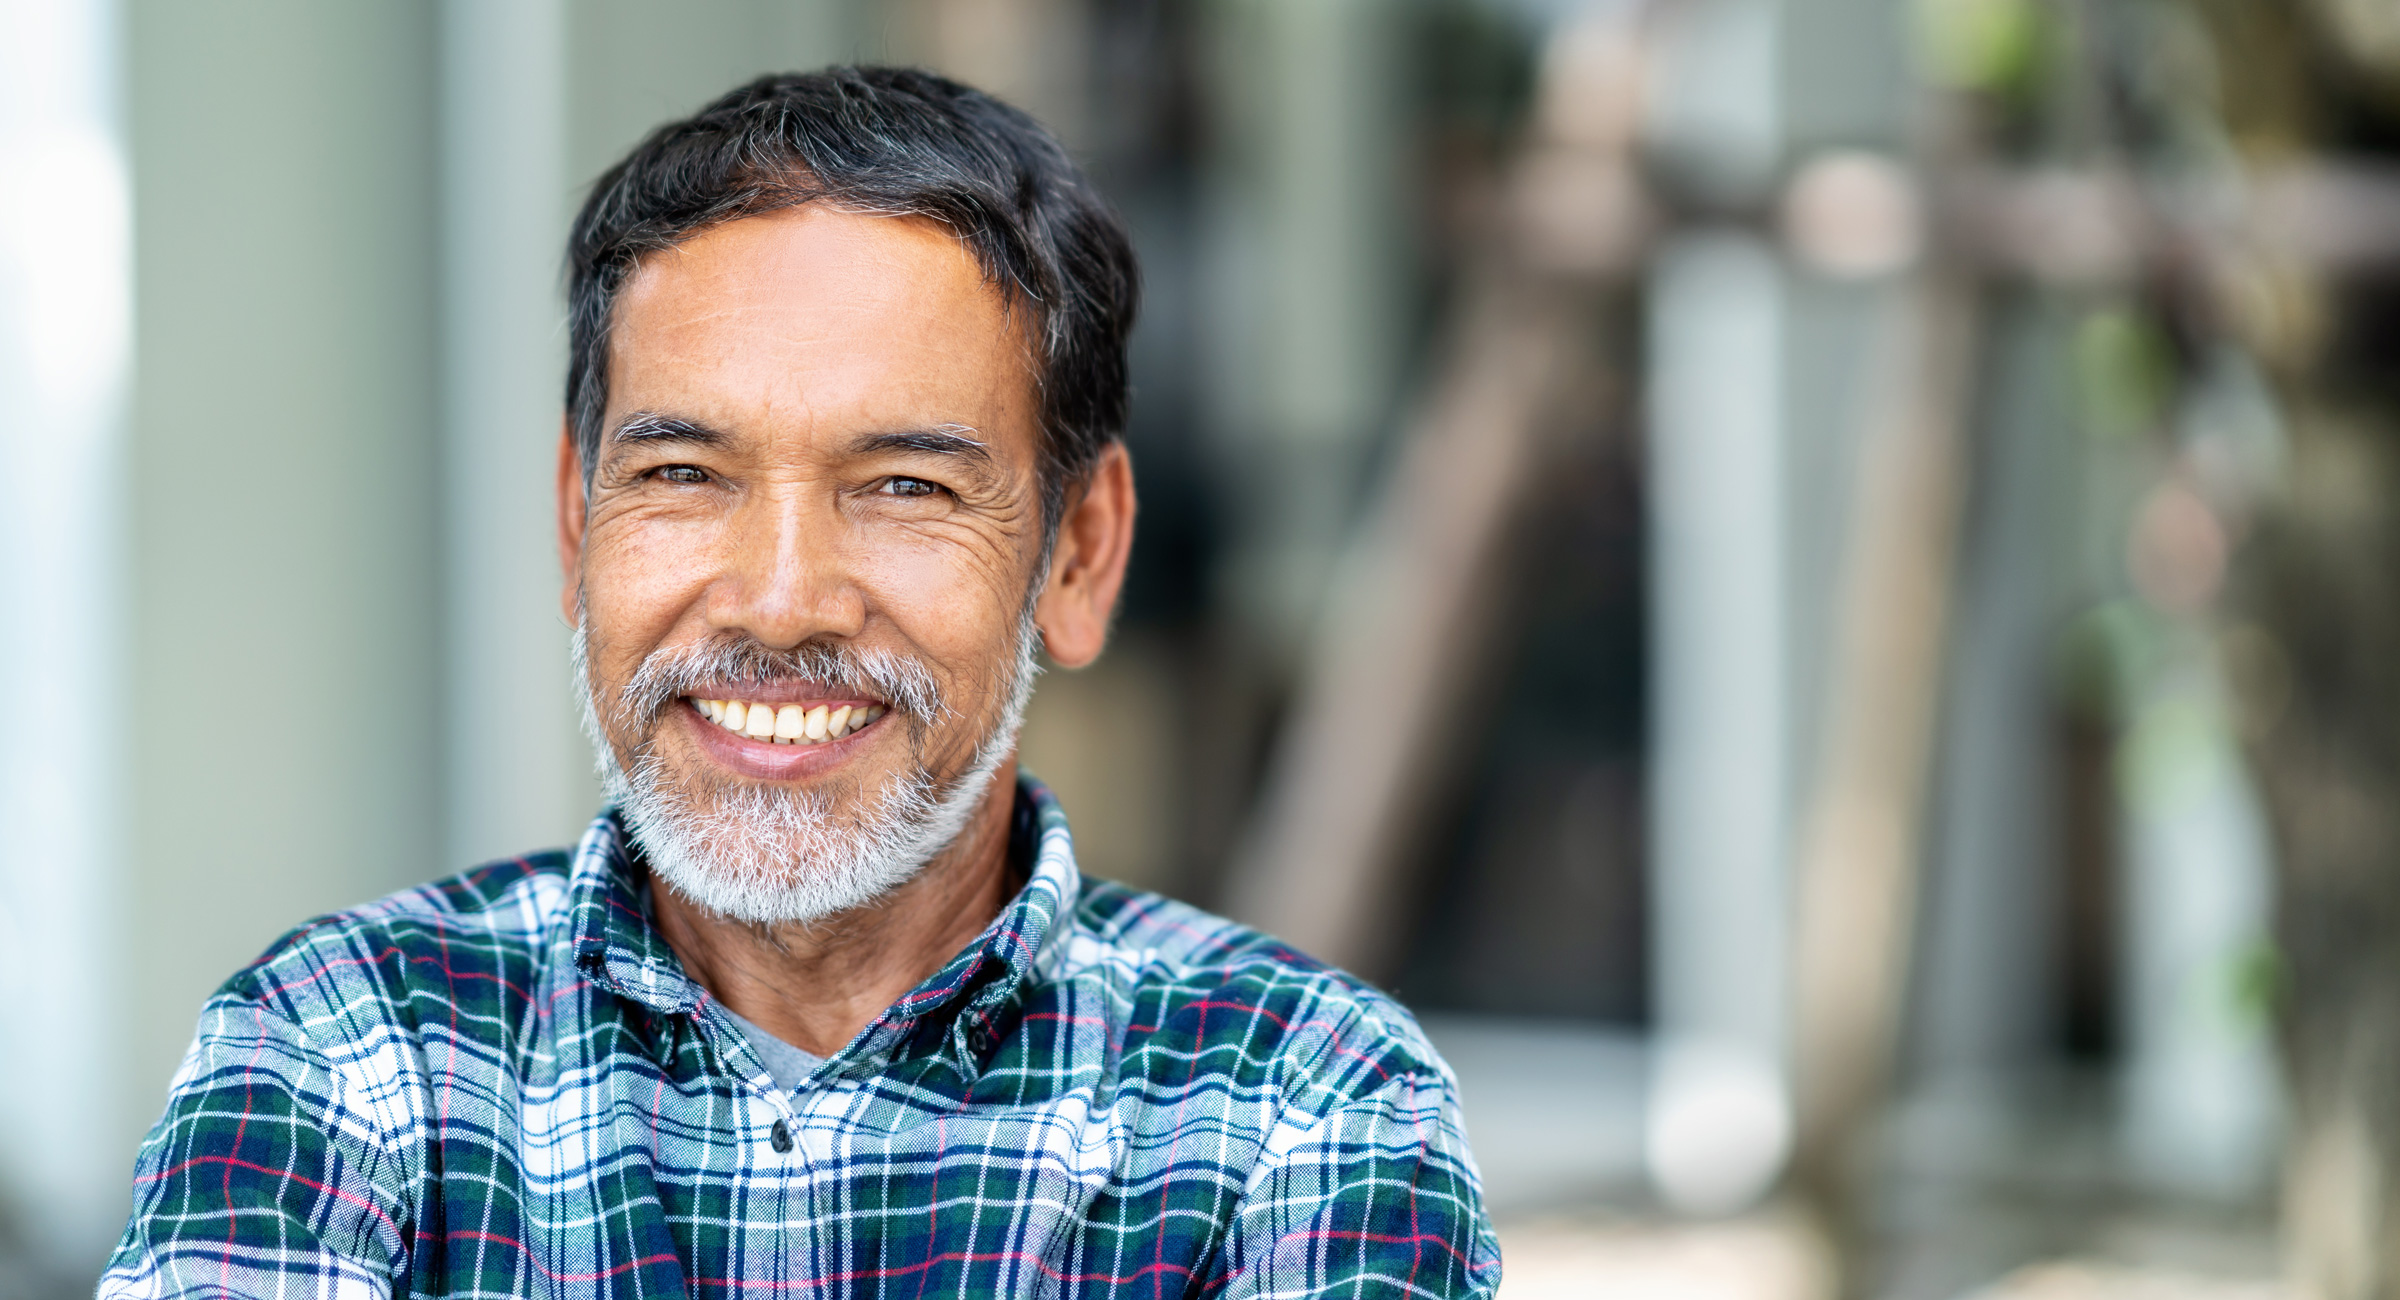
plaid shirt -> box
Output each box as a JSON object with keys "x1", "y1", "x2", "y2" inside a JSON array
[{"x1": 103, "y1": 779, "x2": 1498, "y2": 1297}]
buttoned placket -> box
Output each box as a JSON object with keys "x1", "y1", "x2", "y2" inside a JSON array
[
  {"x1": 565, "y1": 797, "x2": 1065, "y2": 1161},
  {"x1": 574, "y1": 925, "x2": 814, "y2": 1171},
  {"x1": 948, "y1": 987, "x2": 1008, "y2": 1075},
  {"x1": 686, "y1": 1000, "x2": 812, "y2": 1166}
]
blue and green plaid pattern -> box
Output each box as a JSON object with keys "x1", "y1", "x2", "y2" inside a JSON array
[{"x1": 103, "y1": 779, "x2": 1498, "y2": 1297}]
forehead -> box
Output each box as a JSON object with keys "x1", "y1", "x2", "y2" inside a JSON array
[{"x1": 605, "y1": 205, "x2": 1035, "y2": 443}]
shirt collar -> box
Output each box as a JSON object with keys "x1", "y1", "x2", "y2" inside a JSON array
[{"x1": 564, "y1": 775, "x2": 1082, "y2": 1064}]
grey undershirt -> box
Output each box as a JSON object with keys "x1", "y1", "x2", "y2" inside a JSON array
[{"x1": 721, "y1": 1006, "x2": 827, "y2": 1093}]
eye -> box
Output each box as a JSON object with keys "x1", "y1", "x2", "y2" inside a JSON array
[
  {"x1": 882, "y1": 476, "x2": 943, "y2": 499},
  {"x1": 654, "y1": 465, "x2": 709, "y2": 485}
]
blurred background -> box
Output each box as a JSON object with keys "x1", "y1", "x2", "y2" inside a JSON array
[{"x1": 6, "y1": 0, "x2": 2400, "y2": 1295}]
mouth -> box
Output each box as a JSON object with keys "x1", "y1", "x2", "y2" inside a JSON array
[
  {"x1": 689, "y1": 696, "x2": 887, "y2": 746},
  {"x1": 676, "y1": 691, "x2": 893, "y2": 784}
]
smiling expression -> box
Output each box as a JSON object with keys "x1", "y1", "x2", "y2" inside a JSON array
[{"x1": 564, "y1": 203, "x2": 1052, "y2": 850}]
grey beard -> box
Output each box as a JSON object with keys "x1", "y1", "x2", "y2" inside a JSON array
[{"x1": 572, "y1": 609, "x2": 1042, "y2": 927}]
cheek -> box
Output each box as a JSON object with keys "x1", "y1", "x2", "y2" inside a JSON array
[
  {"x1": 859, "y1": 541, "x2": 1029, "y2": 670},
  {"x1": 581, "y1": 518, "x2": 719, "y2": 655}
]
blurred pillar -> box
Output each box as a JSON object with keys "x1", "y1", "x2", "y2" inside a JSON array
[
  {"x1": 1200, "y1": 0, "x2": 1410, "y2": 652},
  {"x1": 2107, "y1": 360, "x2": 2283, "y2": 1200},
  {"x1": 1906, "y1": 307, "x2": 2067, "y2": 1111},
  {"x1": 124, "y1": 0, "x2": 445, "y2": 1188},
  {"x1": 1645, "y1": 232, "x2": 1794, "y2": 1215},
  {"x1": 440, "y1": 0, "x2": 591, "y2": 871},
  {"x1": 1648, "y1": 0, "x2": 1953, "y2": 1235},
  {"x1": 2118, "y1": 639, "x2": 2279, "y2": 1194},
  {"x1": 1642, "y1": 0, "x2": 1782, "y2": 206},
  {"x1": 0, "y1": 0, "x2": 131, "y2": 1273},
  {"x1": 1641, "y1": 0, "x2": 1796, "y2": 1219}
]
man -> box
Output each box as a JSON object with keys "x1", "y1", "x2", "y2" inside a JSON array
[{"x1": 104, "y1": 67, "x2": 1495, "y2": 1297}]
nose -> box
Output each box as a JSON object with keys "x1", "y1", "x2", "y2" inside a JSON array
[{"x1": 708, "y1": 480, "x2": 867, "y2": 648}]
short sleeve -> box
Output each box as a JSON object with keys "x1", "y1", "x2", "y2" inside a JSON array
[{"x1": 100, "y1": 994, "x2": 414, "y2": 1298}]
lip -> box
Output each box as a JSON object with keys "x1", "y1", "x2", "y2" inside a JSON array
[{"x1": 680, "y1": 697, "x2": 889, "y2": 782}]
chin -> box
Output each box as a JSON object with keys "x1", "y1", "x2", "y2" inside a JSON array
[{"x1": 610, "y1": 746, "x2": 1005, "y2": 927}]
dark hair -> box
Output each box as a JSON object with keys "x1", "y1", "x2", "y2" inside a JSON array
[{"x1": 565, "y1": 66, "x2": 1139, "y2": 521}]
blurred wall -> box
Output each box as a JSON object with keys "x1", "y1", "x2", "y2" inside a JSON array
[
  {"x1": 126, "y1": 0, "x2": 445, "y2": 1188},
  {"x1": 566, "y1": 0, "x2": 857, "y2": 182}
]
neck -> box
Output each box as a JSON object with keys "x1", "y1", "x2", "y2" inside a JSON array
[{"x1": 650, "y1": 760, "x2": 1023, "y2": 1058}]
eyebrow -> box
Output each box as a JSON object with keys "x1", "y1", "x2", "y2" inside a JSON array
[
  {"x1": 849, "y1": 424, "x2": 993, "y2": 465},
  {"x1": 609, "y1": 411, "x2": 729, "y2": 449},
  {"x1": 605, "y1": 414, "x2": 995, "y2": 468}
]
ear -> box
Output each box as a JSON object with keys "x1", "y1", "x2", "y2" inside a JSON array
[
  {"x1": 1033, "y1": 442, "x2": 1137, "y2": 669},
  {"x1": 556, "y1": 419, "x2": 587, "y2": 627}
]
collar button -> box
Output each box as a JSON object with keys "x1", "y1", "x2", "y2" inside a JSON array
[{"x1": 768, "y1": 1119, "x2": 793, "y2": 1154}]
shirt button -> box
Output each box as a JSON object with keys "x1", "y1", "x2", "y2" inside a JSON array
[
  {"x1": 769, "y1": 1119, "x2": 793, "y2": 1154},
  {"x1": 968, "y1": 1025, "x2": 993, "y2": 1055}
]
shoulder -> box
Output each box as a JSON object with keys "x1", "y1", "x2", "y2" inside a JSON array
[
  {"x1": 214, "y1": 851, "x2": 576, "y2": 1033},
  {"x1": 1061, "y1": 880, "x2": 1453, "y2": 1111}
]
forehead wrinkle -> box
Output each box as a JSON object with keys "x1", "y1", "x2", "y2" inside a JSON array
[
  {"x1": 623, "y1": 295, "x2": 1012, "y2": 404},
  {"x1": 610, "y1": 208, "x2": 1041, "y2": 460}
]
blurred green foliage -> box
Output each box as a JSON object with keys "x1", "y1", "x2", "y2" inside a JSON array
[
  {"x1": 2073, "y1": 307, "x2": 2177, "y2": 441},
  {"x1": 1913, "y1": 0, "x2": 2050, "y2": 100}
]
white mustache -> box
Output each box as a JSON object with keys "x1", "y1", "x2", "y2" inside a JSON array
[{"x1": 611, "y1": 634, "x2": 948, "y2": 738}]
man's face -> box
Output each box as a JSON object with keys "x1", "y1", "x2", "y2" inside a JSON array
[{"x1": 564, "y1": 205, "x2": 1049, "y2": 923}]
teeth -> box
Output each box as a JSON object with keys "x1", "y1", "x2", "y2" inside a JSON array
[{"x1": 690, "y1": 698, "x2": 885, "y2": 745}]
